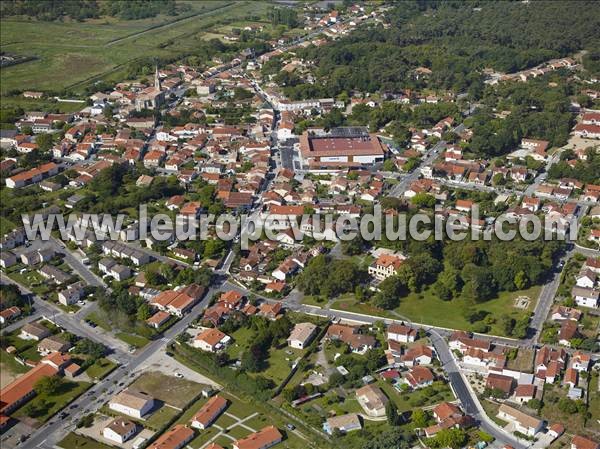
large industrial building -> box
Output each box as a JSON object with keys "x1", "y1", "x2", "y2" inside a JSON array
[{"x1": 298, "y1": 127, "x2": 386, "y2": 171}]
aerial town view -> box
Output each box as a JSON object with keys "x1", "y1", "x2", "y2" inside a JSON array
[{"x1": 0, "y1": 1, "x2": 599, "y2": 449}]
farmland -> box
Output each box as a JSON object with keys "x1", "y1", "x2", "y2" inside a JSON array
[{"x1": 0, "y1": 1, "x2": 273, "y2": 95}]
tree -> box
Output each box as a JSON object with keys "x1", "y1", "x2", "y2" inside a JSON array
[
  {"x1": 428, "y1": 428, "x2": 467, "y2": 449},
  {"x1": 35, "y1": 133, "x2": 53, "y2": 151},
  {"x1": 363, "y1": 429, "x2": 411, "y2": 449},
  {"x1": 372, "y1": 275, "x2": 407, "y2": 309},
  {"x1": 411, "y1": 409, "x2": 429, "y2": 427},
  {"x1": 386, "y1": 401, "x2": 402, "y2": 426},
  {"x1": 35, "y1": 376, "x2": 63, "y2": 395},
  {"x1": 411, "y1": 192, "x2": 436, "y2": 209},
  {"x1": 74, "y1": 339, "x2": 106, "y2": 359}
]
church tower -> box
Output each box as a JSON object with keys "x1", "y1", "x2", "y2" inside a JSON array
[{"x1": 154, "y1": 65, "x2": 161, "y2": 91}]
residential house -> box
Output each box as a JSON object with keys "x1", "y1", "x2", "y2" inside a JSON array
[
  {"x1": 325, "y1": 324, "x2": 376, "y2": 354},
  {"x1": 0, "y1": 306, "x2": 21, "y2": 324},
  {"x1": 232, "y1": 426, "x2": 283, "y2": 449},
  {"x1": 193, "y1": 328, "x2": 231, "y2": 353},
  {"x1": 287, "y1": 322, "x2": 317, "y2": 349},
  {"x1": 323, "y1": 413, "x2": 362, "y2": 435},
  {"x1": 20, "y1": 322, "x2": 51, "y2": 341},
  {"x1": 405, "y1": 365, "x2": 434, "y2": 389},
  {"x1": 387, "y1": 323, "x2": 417, "y2": 343},
  {"x1": 148, "y1": 425, "x2": 194, "y2": 449},
  {"x1": 37, "y1": 335, "x2": 71, "y2": 356},
  {"x1": 497, "y1": 404, "x2": 543, "y2": 437},
  {"x1": 368, "y1": 254, "x2": 404, "y2": 281},
  {"x1": 486, "y1": 373, "x2": 514, "y2": 396},
  {"x1": 571, "y1": 286, "x2": 599, "y2": 308},
  {"x1": 571, "y1": 436, "x2": 600, "y2": 449},
  {"x1": 355, "y1": 384, "x2": 388, "y2": 418},
  {"x1": 103, "y1": 417, "x2": 138, "y2": 444},
  {"x1": 191, "y1": 395, "x2": 228, "y2": 430}
]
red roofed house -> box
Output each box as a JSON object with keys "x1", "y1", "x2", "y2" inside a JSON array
[
  {"x1": 148, "y1": 424, "x2": 194, "y2": 449},
  {"x1": 486, "y1": 373, "x2": 514, "y2": 396},
  {"x1": 368, "y1": 254, "x2": 405, "y2": 281},
  {"x1": 513, "y1": 384, "x2": 536, "y2": 404},
  {"x1": 387, "y1": 323, "x2": 417, "y2": 343},
  {"x1": 191, "y1": 395, "x2": 228, "y2": 429},
  {"x1": 405, "y1": 365, "x2": 434, "y2": 388},
  {"x1": 571, "y1": 436, "x2": 600, "y2": 449},
  {"x1": 218, "y1": 290, "x2": 244, "y2": 310},
  {"x1": 233, "y1": 425, "x2": 283, "y2": 449},
  {"x1": 193, "y1": 328, "x2": 230, "y2": 353}
]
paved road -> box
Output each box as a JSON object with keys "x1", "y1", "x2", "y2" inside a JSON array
[
  {"x1": 429, "y1": 329, "x2": 529, "y2": 449},
  {"x1": 49, "y1": 237, "x2": 105, "y2": 287},
  {"x1": 19, "y1": 272, "x2": 230, "y2": 449},
  {"x1": 389, "y1": 140, "x2": 446, "y2": 197}
]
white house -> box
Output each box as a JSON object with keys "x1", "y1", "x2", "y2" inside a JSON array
[
  {"x1": 571, "y1": 286, "x2": 599, "y2": 308},
  {"x1": 287, "y1": 323, "x2": 317, "y2": 349},
  {"x1": 103, "y1": 417, "x2": 138, "y2": 444},
  {"x1": 387, "y1": 324, "x2": 417, "y2": 343},
  {"x1": 109, "y1": 389, "x2": 155, "y2": 419},
  {"x1": 193, "y1": 328, "x2": 231, "y2": 353},
  {"x1": 497, "y1": 404, "x2": 543, "y2": 437}
]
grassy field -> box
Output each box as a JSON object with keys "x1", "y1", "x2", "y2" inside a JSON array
[
  {"x1": 115, "y1": 332, "x2": 149, "y2": 349},
  {"x1": 331, "y1": 285, "x2": 541, "y2": 336},
  {"x1": 541, "y1": 384, "x2": 587, "y2": 434},
  {"x1": 586, "y1": 373, "x2": 600, "y2": 433},
  {"x1": 0, "y1": 1, "x2": 274, "y2": 94},
  {"x1": 58, "y1": 433, "x2": 114, "y2": 449},
  {"x1": 84, "y1": 358, "x2": 117, "y2": 381},
  {"x1": 226, "y1": 326, "x2": 303, "y2": 386},
  {"x1": 506, "y1": 348, "x2": 534, "y2": 373},
  {"x1": 13, "y1": 380, "x2": 91, "y2": 424},
  {"x1": 128, "y1": 371, "x2": 206, "y2": 409}
]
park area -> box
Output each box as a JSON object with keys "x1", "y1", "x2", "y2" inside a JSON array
[{"x1": 328, "y1": 285, "x2": 541, "y2": 336}]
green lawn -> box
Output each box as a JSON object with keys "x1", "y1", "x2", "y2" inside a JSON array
[
  {"x1": 332, "y1": 285, "x2": 541, "y2": 336},
  {"x1": 84, "y1": 312, "x2": 111, "y2": 331},
  {"x1": 115, "y1": 332, "x2": 149, "y2": 349},
  {"x1": 58, "y1": 433, "x2": 114, "y2": 449},
  {"x1": 213, "y1": 413, "x2": 238, "y2": 429},
  {"x1": 145, "y1": 404, "x2": 181, "y2": 431},
  {"x1": 188, "y1": 427, "x2": 220, "y2": 448},
  {"x1": 587, "y1": 373, "x2": 600, "y2": 432},
  {"x1": 226, "y1": 327, "x2": 303, "y2": 386},
  {"x1": 377, "y1": 380, "x2": 454, "y2": 412},
  {"x1": 301, "y1": 295, "x2": 328, "y2": 307},
  {"x1": 84, "y1": 358, "x2": 117, "y2": 381},
  {"x1": 14, "y1": 380, "x2": 91, "y2": 424}
]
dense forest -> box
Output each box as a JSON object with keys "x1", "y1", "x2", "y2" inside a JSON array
[
  {"x1": 287, "y1": 1, "x2": 600, "y2": 99},
  {"x1": 0, "y1": 0, "x2": 183, "y2": 21}
]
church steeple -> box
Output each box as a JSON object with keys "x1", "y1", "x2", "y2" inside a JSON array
[{"x1": 154, "y1": 65, "x2": 161, "y2": 91}]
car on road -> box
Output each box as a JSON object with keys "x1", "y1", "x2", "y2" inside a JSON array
[
  {"x1": 174, "y1": 372, "x2": 184, "y2": 378},
  {"x1": 286, "y1": 423, "x2": 295, "y2": 430}
]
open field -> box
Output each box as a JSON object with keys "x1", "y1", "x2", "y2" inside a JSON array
[
  {"x1": 330, "y1": 285, "x2": 541, "y2": 336},
  {"x1": 226, "y1": 326, "x2": 304, "y2": 386},
  {"x1": 129, "y1": 371, "x2": 206, "y2": 409},
  {"x1": 0, "y1": 1, "x2": 274, "y2": 94},
  {"x1": 58, "y1": 433, "x2": 114, "y2": 449}
]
